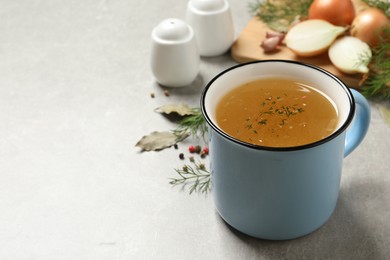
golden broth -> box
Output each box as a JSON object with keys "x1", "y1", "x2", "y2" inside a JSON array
[{"x1": 215, "y1": 78, "x2": 338, "y2": 147}]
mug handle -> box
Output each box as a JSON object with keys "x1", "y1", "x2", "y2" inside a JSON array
[{"x1": 344, "y1": 89, "x2": 371, "y2": 157}]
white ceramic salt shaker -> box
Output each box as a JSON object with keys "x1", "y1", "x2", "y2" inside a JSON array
[
  {"x1": 150, "y1": 18, "x2": 200, "y2": 87},
  {"x1": 186, "y1": 0, "x2": 234, "y2": 57}
]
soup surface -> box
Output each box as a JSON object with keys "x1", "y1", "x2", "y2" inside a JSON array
[{"x1": 215, "y1": 77, "x2": 338, "y2": 147}]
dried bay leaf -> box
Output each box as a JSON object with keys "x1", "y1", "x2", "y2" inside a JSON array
[
  {"x1": 135, "y1": 131, "x2": 189, "y2": 151},
  {"x1": 155, "y1": 103, "x2": 196, "y2": 117}
]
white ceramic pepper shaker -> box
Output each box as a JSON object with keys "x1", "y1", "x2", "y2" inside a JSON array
[
  {"x1": 150, "y1": 18, "x2": 200, "y2": 87},
  {"x1": 186, "y1": 0, "x2": 234, "y2": 57}
]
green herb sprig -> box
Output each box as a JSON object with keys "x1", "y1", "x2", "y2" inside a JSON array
[
  {"x1": 362, "y1": 27, "x2": 390, "y2": 99},
  {"x1": 248, "y1": 0, "x2": 313, "y2": 32},
  {"x1": 170, "y1": 109, "x2": 210, "y2": 194},
  {"x1": 170, "y1": 157, "x2": 211, "y2": 194},
  {"x1": 173, "y1": 108, "x2": 207, "y2": 140}
]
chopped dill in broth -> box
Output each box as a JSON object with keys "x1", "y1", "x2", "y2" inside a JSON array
[{"x1": 215, "y1": 78, "x2": 338, "y2": 147}]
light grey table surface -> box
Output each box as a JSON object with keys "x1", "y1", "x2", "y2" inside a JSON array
[{"x1": 1, "y1": 0, "x2": 389, "y2": 259}]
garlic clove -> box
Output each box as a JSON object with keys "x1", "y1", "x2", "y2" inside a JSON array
[
  {"x1": 261, "y1": 37, "x2": 281, "y2": 52},
  {"x1": 285, "y1": 19, "x2": 347, "y2": 57},
  {"x1": 265, "y1": 31, "x2": 285, "y2": 44},
  {"x1": 328, "y1": 36, "x2": 372, "y2": 74}
]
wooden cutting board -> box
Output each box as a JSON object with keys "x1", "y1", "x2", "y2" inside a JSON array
[{"x1": 231, "y1": 12, "x2": 366, "y2": 88}]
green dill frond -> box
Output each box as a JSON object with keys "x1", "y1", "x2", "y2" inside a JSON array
[
  {"x1": 248, "y1": 0, "x2": 313, "y2": 32},
  {"x1": 173, "y1": 108, "x2": 207, "y2": 139},
  {"x1": 362, "y1": 27, "x2": 390, "y2": 99},
  {"x1": 170, "y1": 160, "x2": 211, "y2": 194}
]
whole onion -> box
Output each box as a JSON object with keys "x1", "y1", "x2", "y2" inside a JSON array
[
  {"x1": 351, "y1": 8, "x2": 390, "y2": 47},
  {"x1": 308, "y1": 0, "x2": 355, "y2": 26}
]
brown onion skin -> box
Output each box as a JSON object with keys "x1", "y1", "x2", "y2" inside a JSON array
[
  {"x1": 350, "y1": 8, "x2": 390, "y2": 47},
  {"x1": 308, "y1": 0, "x2": 355, "y2": 26}
]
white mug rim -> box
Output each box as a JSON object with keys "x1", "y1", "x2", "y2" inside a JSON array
[{"x1": 200, "y1": 60, "x2": 356, "y2": 152}]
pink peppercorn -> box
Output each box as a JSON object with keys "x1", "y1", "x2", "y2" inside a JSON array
[{"x1": 189, "y1": 145, "x2": 196, "y2": 153}]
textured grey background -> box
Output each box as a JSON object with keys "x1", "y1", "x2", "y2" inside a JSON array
[{"x1": 0, "y1": 0, "x2": 389, "y2": 259}]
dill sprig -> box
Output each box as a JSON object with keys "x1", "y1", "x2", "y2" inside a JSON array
[
  {"x1": 248, "y1": 0, "x2": 313, "y2": 32},
  {"x1": 170, "y1": 157, "x2": 211, "y2": 194},
  {"x1": 173, "y1": 108, "x2": 207, "y2": 140},
  {"x1": 170, "y1": 110, "x2": 210, "y2": 195},
  {"x1": 362, "y1": 27, "x2": 390, "y2": 99}
]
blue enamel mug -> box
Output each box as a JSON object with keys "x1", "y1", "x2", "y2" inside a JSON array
[{"x1": 201, "y1": 60, "x2": 370, "y2": 240}]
